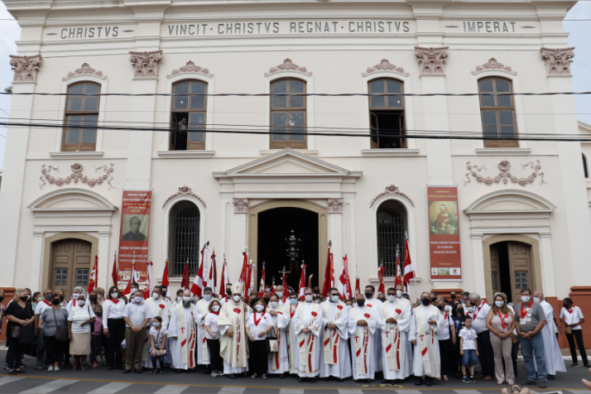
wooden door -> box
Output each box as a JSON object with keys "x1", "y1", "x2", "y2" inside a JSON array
[
  {"x1": 507, "y1": 241, "x2": 533, "y2": 301},
  {"x1": 490, "y1": 244, "x2": 501, "y2": 294},
  {"x1": 50, "y1": 239, "x2": 92, "y2": 297}
]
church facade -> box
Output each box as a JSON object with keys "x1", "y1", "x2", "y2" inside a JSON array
[{"x1": 1, "y1": 0, "x2": 590, "y2": 344}]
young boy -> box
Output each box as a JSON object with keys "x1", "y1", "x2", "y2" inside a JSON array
[
  {"x1": 149, "y1": 316, "x2": 168, "y2": 374},
  {"x1": 459, "y1": 316, "x2": 479, "y2": 383}
]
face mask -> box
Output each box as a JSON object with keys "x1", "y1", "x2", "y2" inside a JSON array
[
  {"x1": 176, "y1": 296, "x2": 182, "y2": 302},
  {"x1": 290, "y1": 298, "x2": 297, "y2": 305},
  {"x1": 331, "y1": 295, "x2": 340, "y2": 303},
  {"x1": 35, "y1": 297, "x2": 42, "y2": 303},
  {"x1": 95, "y1": 311, "x2": 102, "y2": 316},
  {"x1": 89, "y1": 295, "x2": 97, "y2": 302},
  {"x1": 233, "y1": 295, "x2": 241, "y2": 302},
  {"x1": 73, "y1": 293, "x2": 79, "y2": 300},
  {"x1": 153, "y1": 322, "x2": 160, "y2": 327},
  {"x1": 78, "y1": 300, "x2": 86, "y2": 306},
  {"x1": 364, "y1": 292, "x2": 373, "y2": 299},
  {"x1": 59, "y1": 295, "x2": 64, "y2": 301},
  {"x1": 153, "y1": 293, "x2": 160, "y2": 299},
  {"x1": 183, "y1": 296, "x2": 191, "y2": 302},
  {"x1": 226, "y1": 289, "x2": 232, "y2": 296},
  {"x1": 305, "y1": 295, "x2": 313, "y2": 302},
  {"x1": 204, "y1": 294, "x2": 212, "y2": 301},
  {"x1": 495, "y1": 300, "x2": 504, "y2": 307},
  {"x1": 255, "y1": 304, "x2": 265, "y2": 312},
  {"x1": 357, "y1": 299, "x2": 365, "y2": 307},
  {"x1": 421, "y1": 298, "x2": 430, "y2": 306},
  {"x1": 445, "y1": 305, "x2": 452, "y2": 312},
  {"x1": 564, "y1": 303, "x2": 569, "y2": 308},
  {"x1": 20, "y1": 296, "x2": 28, "y2": 302},
  {"x1": 263, "y1": 297, "x2": 270, "y2": 304},
  {"x1": 533, "y1": 297, "x2": 540, "y2": 303},
  {"x1": 161, "y1": 289, "x2": 167, "y2": 296},
  {"x1": 134, "y1": 297, "x2": 142, "y2": 303},
  {"x1": 0, "y1": 296, "x2": 4, "y2": 302},
  {"x1": 270, "y1": 301, "x2": 278, "y2": 308},
  {"x1": 437, "y1": 305, "x2": 443, "y2": 310},
  {"x1": 52, "y1": 299, "x2": 60, "y2": 306},
  {"x1": 431, "y1": 297, "x2": 437, "y2": 303},
  {"x1": 111, "y1": 292, "x2": 119, "y2": 298},
  {"x1": 212, "y1": 305, "x2": 220, "y2": 312},
  {"x1": 276, "y1": 291, "x2": 283, "y2": 298},
  {"x1": 45, "y1": 293, "x2": 53, "y2": 300},
  {"x1": 521, "y1": 296, "x2": 530, "y2": 303},
  {"x1": 395, "y1": 290, "x2": 402, "y2": 298},
  {"x1": 388, "y1": 295, "x2": 396, "y2": 302},
  {"x1": 450, "y1": 294, "x2": 457, "y2": 300}
]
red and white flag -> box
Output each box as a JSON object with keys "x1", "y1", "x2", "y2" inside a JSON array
[
  {"x1": 221, "y1": 257, "x2": 229, "y2": 293},
  {"x1": 321, "y1": 243, "x2": 335, "y2": 298},
  {"x1": 354, "y1": 275, "x2": 360, "y2": 297},
  {"x1": 88, "y1": 256, "x2": 98, "y2": 294},
  {"x1": 337, "y1": 254, "x2": 352, "y2": 300},
  {"x1": 239, "y1": 249, "x2": 249, "y2": 296},
  {"x1": 395, "y1": 251, "x2": 403, "y2": 287},
  {"x1": 111, "y1": 254, "x2": 119, "y2": 288},
  {"x1": 246, "y1": 261, "x2": 255, "y2": 301},
  {"x1": 208, "y1": 251, "x2": 217, "y2": 294},
  {"x1": 403, "y1": 238, "x2": 415, "y2": 293},
  {"x1": 297, "y1": 264, "x2": 307, "y2": 300},
  {"x1": 180, "y1": 260, "x2": 191, "y2": 290},
  {"x1": 161, "y1": 259, "x2": 170, "y2": 288},
  {"x1": 143, "y1": 257, "x2": 154, "y2": 299},
  {"x1": 377, "y1": 264, "x2": 386, "y2": 295},
  {"x1": 259, "y1": 264, "x2": 266, "y2": 294},
  {"x1": 191, "y1": 245, "x2": 209, "y2": 296}
]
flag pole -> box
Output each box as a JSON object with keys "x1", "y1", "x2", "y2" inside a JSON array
[{"x1": 406, "y1": 231, "x2": 419, "y2": 303}]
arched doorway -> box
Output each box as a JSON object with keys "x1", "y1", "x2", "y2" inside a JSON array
[
  {"x1": 489, "y1": 241, "x2": 533, "y2": 303},
  {"x1": 50, "y1": 239, "x2": 93, "y2": 296}
]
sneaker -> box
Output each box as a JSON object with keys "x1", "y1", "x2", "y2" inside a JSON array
[
  {"x1": 48, "y1": 366, "x2": 54, "y2": 372},
  {"x1": 3, "y1": 363, "x2": 8, "y2": 370},
  {"x1": 150, "y1": 369, "x2": 156, "y2": 375},
  {"x1": 54, "y1": 366, "x2": 60, "y2": 372},
  {"x1": 470, "y1": 376, "x2": 476, "y2": 383},
  {"x1": 539, "y1": 381, "x2": 548, "y2": 389},
  {"x1": 211, "y1": 371, "x2": 218, "y2": 377},
  {"x1": 462, "y1": 376, "x2": 469, "y2": 383}
]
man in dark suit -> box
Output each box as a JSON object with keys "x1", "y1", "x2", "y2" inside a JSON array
[{"x1": 122, "y1": 216, "x2": 147, "y2": 241}]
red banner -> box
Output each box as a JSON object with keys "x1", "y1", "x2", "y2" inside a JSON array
[
  {"x1": 117, "y1": 190, "x2": 152, "y2": 287},
  {"x1": 428, "y1": 186, "x2": 461, "y2": 281}
]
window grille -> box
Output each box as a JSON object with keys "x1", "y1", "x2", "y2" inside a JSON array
[
  {"x1": 76, "y1": 269, "x2": 89, "y2": 287},
  {"x1": 55, "y1": 269, "x2": 68, "y2": 286},
  {"x1": 376, "y1": 200, "x2": 407, "y2": 276},
  {"x1": 492, "y1": 272, "x2": 499, "y2": 290},
  {"x1": 169, "y1": 201, "x2": 201, "y2": 277},
  {"x1": 515, "y1": 271, "x2": 528, "y2": 289}
]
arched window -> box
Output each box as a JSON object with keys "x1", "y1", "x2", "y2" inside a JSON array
[
  {"x1": 270, "y1": 78, "x2": 307, "y2": 149},
  {"x1": 584, "y1": 154, "x2": 589, "y2": 178},
  {"x1": 62, "y1": 82, "x2": 100, "y2": 151},
  {"x1": 168, "y1": 201, "x2": 201, "y2": 276},
  {"x1": 170, "y1": 80, "x2": 207, "y2": 150},
  {"x1": 368, "y1": 78, "x2": 406, "y2": 149},
  {"x1": 376, "y1": 200, "x2": 407, "y2": 276},
  {"x1": 478, "y1": 77, "x2": 518, "y2": 148}
]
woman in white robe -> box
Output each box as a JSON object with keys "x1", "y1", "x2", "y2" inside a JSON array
[
  {"x1": 319, "y1": 292, "x2": 351, "y2": 380},
  {"x1": 266, "y1": 294, "x2": 291, "y2": 375},
  {"x1": 348, "y1": 297, "x2": 379, "y2": 381}
]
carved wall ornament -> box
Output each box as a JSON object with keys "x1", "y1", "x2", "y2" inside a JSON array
[
  {"x1": 473, "y1": 58, "x2": 517, "y2": 75},
  {"x1": 39, "y1": 163, "x2": 115, "y2": 190},
  {"x1": 370, "y1": 184, "x2": 415, "y2": 208},
  {"x1": 233, "y1": 198, "x2": 249, "y2": 214},
  {"x1": 415, "y1": 47, "x2": 449, "y2": 75},
  {"x1": 541, "y1": 47, "x2": 575, "y2": 76},
  {"x1": 463, "y1": 160, "x2": 545, "y2": 186},
  {"x1": 162, "y1": 185, "x2": 207, "y2": 208},
  {"x1": 129, "y1": 50, "x2": 163, "y2": 79},
  {"x1": 167, "y1": 61, "x2": 213, "y2": 78},
  {"x1": 327, "y1": 198, "x2": 344, "y2": 214},
  {"x1": 265, "y1": 58, "x2": 312, "y2": 77},
  {"x1": 362, "y1": 59, "x2": 409, "y2": 77},
  {"x1": 63, "y1": 63, "x2": 106, "y2": 81},
  {"x1": 10, "y1": 55, "x2": 42, "y2": 83}
]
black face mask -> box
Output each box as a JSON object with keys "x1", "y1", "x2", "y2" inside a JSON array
[
  {"x1": 45, "y1": 293, "x2": 53, "y2": 300},
  {"x1": 95, "y1": 311, "x2": 102, "y2": 317},
  {"x1": 431, "y1": 297, "x2": 437, "y2": 303},
  {"x1": 89, "y1": 296, "x2": 97, "y2": 302},
  {"x1": 20, "y1": 296, "x2": 28, "y2": 302},
  {"x1": 263, "y1": 297, "x2": 270, "y2": 304},
  {"x1": 357, "y1": 299, "x2": 365, "y2": 307},
  {"x1": 421, "y1": 298, "x2": 431, "y2": 306},
  {"x1": 52, "y1": 299, "x2": 60, "y2": 306},
  {"x1": 450, "y1": 294, "x2": 456, "y2": 300},
  {"x1": 564, "y1": 303, "x2": 570, "y2": 308},
  {"x1": 161, "y1": 290, "x2": 167, "y2": 296},
  {"x1": 0, "y1": 296, "x2": 4, "y2": 302},
  {"x1": 226, "y1": 289, "x2": 232, "y2": 296},
  {"x1": 365, "y1": 292, "x2": 373, "y2": 299},
  {"x1": 59, "y1": 295, "x2": 64, "y2": 301},
  {"x1": 437, "y1": 305, "x2": 443, "y2": 311}
]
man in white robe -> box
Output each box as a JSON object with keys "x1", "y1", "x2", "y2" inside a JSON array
[
  {"x1": 294, "y1": 287, "x2": 324, "y2": 382},
  {"x1": 168, "y1": 290, "x2": 197, "y2": 372},
  {"x1": 380, "y1": 287, "x2": 412, "y2": 383},
  {"x1": 320, "y1": 288, "x2": 351, "y2": 380},
  {"x1": 364, "y1": 285, "x2": 383, "y2": 374},
  {"x1": 220, "y1": 283, "x2": 232, "y2": 305},
  {"x1": 267, "y1": 294, "x2": 291, "y2": 376},
  {"x1": 142, "y1": 286, "x2": 170, "y2": 368},
  {"x1": 193, "y1": 287, "x2": 215, "y2": 373},
  {"x1": 349, "y1": 293, "x2": 379, "y2": 382},
  {"x1": 410, "y1": 292, "x2": 443, "y2": 386},
  {"x1": 286, "y1": 293, "x2": 299, "y2": 375},
  {"x1": 534, "y1": 291, "x2": 566, "y2": 378},
  {"x1": 217, "y1": 282, "x2": 249, "y2": 378},
  {"x1": 275, "y1": 285, "x2": 289, "y2": 305}
]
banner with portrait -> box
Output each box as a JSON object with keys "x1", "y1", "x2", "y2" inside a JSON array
[
  {"x1": 427, "y1": 186, "x2": 461, "y2": 281},
  {"x1": 117, "y1": 190, "x2": 152, "y2": 288}
]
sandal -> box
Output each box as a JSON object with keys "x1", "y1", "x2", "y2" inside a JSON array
[
  {"x1": 251, "y1": 373, "x2": 258, "y2": 379},
  {"x1": 443, "y1": 375, "x2": 449, "y2": 381},
  {"x1": 261, "y1": 374, "x2": 267, "y2": 380}
]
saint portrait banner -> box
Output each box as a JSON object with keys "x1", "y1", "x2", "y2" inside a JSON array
[
  {"x1": 427, "y1": 186, "x2": 461, "y2": 281},
  {"x1": 117, "y1": 190, "x2": 153, "y2": 288}
]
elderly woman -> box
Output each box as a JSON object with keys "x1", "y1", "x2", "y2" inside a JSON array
[
  {"x1": 39, "y1": 293, "x2": 69, "y2": 371},
  {"x1": 485, "y1": 293, "x2": 516, "y2": 385},
  {"x1": 67, "y1": 286, "x2": 86, "y2": 314},
  {"x1": 5, "y1": 288, "x2": 35, "y2": 374},
  {"x1": 68, "y1": 294, "x2": 95, "y2": 371}
]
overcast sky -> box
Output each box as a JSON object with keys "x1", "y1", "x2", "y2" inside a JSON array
[{"x1": 0, "y1": 1, "x2": 590, "y2": 170}]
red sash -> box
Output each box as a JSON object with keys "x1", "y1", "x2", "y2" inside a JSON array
[
  {"x1": 107, "y1": 298, "x2": 119, "y2": 304},
  {"x1": 520, "y1": 301, "x2": 533, "y2": 319},
  {"x1": 497, "y1": 311, "x2": 508, "y2": 329},
  {"x1": 566, "y1": 307, "x2": 574, "y2": 314},
  {"x1": 42, "y1": 300, "x2": 51, "y2": 306},
  {"x1": 72, "y1": 300, "x2": 77, "y2": 307},
  {"x1": 254, "y1": 312, "x2": 265, "y2": 326},
  {"x1": 472, "y1": 303, "x2": 485, "y2": 320},
  {"x1": 209, "y1": 311, "x2": 219, "y2": 316}
]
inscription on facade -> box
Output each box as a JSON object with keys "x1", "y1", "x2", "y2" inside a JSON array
[{"x1": 462, "y1": 21, "x2": 517, "y2": 33}]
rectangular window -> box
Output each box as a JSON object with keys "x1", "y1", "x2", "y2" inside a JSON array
[
  {"x1": 62, "y1": 83, "x2": 99, "y2": 151},
  {"x1": 170, "y1": 81, "x2": 207, "y2": 151},
  {"x1": 270, "y1": 79, "x2": 307, "y2": 149},
  {"x1": 55, "y1": 268, "x2": 68, "y2": 286},
  {"x1": 76, "y1": 269, "x2": 89, "y2": 287},
  {"x1": 515, "y1": 271, "x2": 528, "y2": 289},
  {"x1": 368, "y1": 79, "x2": 406, "y2": 149},
  {"x1": 479, "y1": 78, "x2": 519, "y2": 148}
]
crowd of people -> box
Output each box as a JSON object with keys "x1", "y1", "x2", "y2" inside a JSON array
[{"x1": 0, "y1": 283, "x2": 587, "y2": 390}]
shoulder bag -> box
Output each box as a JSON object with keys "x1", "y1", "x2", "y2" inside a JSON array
[
  {"x1": 53, "y1": 309, "x2": 68, "y2": 342},
  {"x1": 266, "y1": 326, "x2": 279, "y2": 353}
]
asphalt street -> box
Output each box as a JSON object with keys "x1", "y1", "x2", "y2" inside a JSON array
[{"x1": 0, "y1": 352, "x2": 588, "y2": 394}]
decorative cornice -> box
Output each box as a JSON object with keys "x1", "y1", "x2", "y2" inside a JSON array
[
  {"x1": 39, "y1": 163, "x2": 115, "y2": 190},
  {"x1": 10, "y1": 55, "x2": 42, "y2": 83},
  {"x1": 414, "y1": 46, "x2": 449, "y2": 75},
  {"x1": 327, "y1": 198, "x2": 344, "y2": 214},
  {"x1": 233, "y1": 198, "x2": 249, "y2": 214},
  {"x1": 63, "y1": 63, "x2": 106, "y2": 81},
  {"x1": 362, "y1": 59, "x2": 409, "y2": 77},
  {"x1": 167, "y1": 61, "x2": 213, "y2": 78},
  {"x1": 472, "y1": 58, "x2": 517, "y2": 76},
  {"x1": 162, "y1": 185, "x2": 207, "y2": 209},
  {"x1": 370, "y1": 184, "x2": 415, "y2": 208},
  {"x1": 463, "y1": 160, "x2": 546, "y2": 186},
  {"x1": 541, "y1": 47, "x2": 575, "y2": 76},
  {"x1": 129, "y1": 50, "x2": 163, "y2": 79},
  {"x1": 265, "y1": 58, "x2": 312, "y2": 77}
]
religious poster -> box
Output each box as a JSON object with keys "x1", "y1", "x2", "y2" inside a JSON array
[
  {"x1": 117, "y1": 190, "x2": 152, "y2": 287},
  {"x1": 428, "y1": 186, "x2": 462, "y2": 280}
]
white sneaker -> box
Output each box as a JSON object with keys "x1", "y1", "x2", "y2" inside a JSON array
[
  {"x1": 211, "y1": 371, "x2": 218, "y2": 377},
  {"x1": 54, "y1": 365, "x2": 60, "y2": 372},
  {"x1": 48, "y1": 366, "x2": 54, "y2": 372}
]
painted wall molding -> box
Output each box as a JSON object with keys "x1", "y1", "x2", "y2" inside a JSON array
[
  {"x1": 265, "y1": 58, "x2": 312, "y2": 77},
  {"x1": 39, "y1": 162, "x2": 115, "y2": 189},
  {"x1": 63, "y1": 63, "x2": 106, "y2": 81},
  {"x1": 162, "y1": 185, "x2": 207, "y2": 209},
  {"x1": 370, "y1": 184, "x2": 415, "y2": 208},
  {"x1": 463, "y1": 160, "x2": 545, "y2": 186}
]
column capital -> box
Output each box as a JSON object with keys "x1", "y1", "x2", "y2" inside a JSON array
[
  {"x1": 10, "y1": 54, "x2": 42, "y2": 83},
  {"x1": 415, "y1": 47, "x2": 449, "y2": 75},
  {"x1": 327, "y1": 198, "x2": 344, "y2": 214},
  {"x1": 129, "y1": 50, "x2": 163, "y2": 79},
  {"x1": 541, "y1": 47, "x2": 575, "y2": 76},
  {"x1": 233, "y1": 198, "x2": 249, "y2": 214}
]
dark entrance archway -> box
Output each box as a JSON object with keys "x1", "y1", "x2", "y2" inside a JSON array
[{"x1": 257, "y1": 207, "x2": 319, "y2": 291}]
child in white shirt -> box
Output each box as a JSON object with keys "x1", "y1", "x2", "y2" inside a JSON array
[
  {"x1": 204, "y1": 300, "x2": 224, "y2": 377},
  {"x1": 149, "y1": 316, "x2": 168, "y2": 374},
  {"x1": 459, "y1": 316, "x2": 479, "y2": 383}
]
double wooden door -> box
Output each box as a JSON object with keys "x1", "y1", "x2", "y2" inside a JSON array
[
  {"x1": 50, "y1": 239, "x2": 92, "y2": 297},
  {"x1": 490, "y1": 241, "x2": 533, "y2": 302}
]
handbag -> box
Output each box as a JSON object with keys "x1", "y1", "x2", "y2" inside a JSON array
[
  {"x1": 565, "y1": 326, "x2": 572, "y2": 335},
  {"x1": 53, "y1": 309, "x2": 68, "y2": 342},
  {"x1": 11, "y1": 326, "x2": 20, "y2": 339},
  {"x1": 266, "y1": 327, "x2": 279, "y2": 353}
]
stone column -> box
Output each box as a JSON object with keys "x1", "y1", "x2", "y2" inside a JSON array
[
  {"x1": 98, "y1": 231, "x2": 111, "y2": 289},
  {"x1": 30, "y1": 232, "x2": 45, "y2": 291},
  {"x1": 231, "y1": 198, "x2": 249, "y2": 278},
  {"x1": 471, "y1": 234, "x2": 486, "y2": 297},
  {"x1": 538, "y1": 233, "x2": 556, "y2": 297},
  {"x1": 327, "y1": 198, "x2": 344, "y2": 276}
]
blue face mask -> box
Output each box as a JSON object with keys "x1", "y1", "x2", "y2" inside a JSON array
[
  {"x1": 331, "y1": 295, "x2": 340, "y2": 303},
  {"x1": 290, "y1": 298, "x2": 297, "y2": 305},
  {"x1": 204, "y1": 294, "x2": 212, "y2": 301}
]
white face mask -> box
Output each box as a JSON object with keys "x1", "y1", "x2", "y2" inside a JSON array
[
  {"x1": 212, "y1": 305, "x2": 220, "y2": 312},
  {"x1": 111, "y1": 292, "x2": 119, "y2": 298},
  {"x1": 152, "y1": 293, "x2": 159, "y2": 299},
  {"x1": 73, "y1": 293, "x2": 79, "y2": 300},
  {"x1": 495, "y1": 300, "x2": 504, "y2": 307},
  {"x1": 331, "y1": 295, "x2": 340, "y2": 303},
  {"x1": 276, "y1": 291, "x2": 284, "y2": 298},
  {"x1": 388, "y1": 295, "x2": 396, "y2": 303},
  {"x1": 270, "y1": 301, "x2": 278, "y2": 308},
  {"x1": 396, "y1": 290, "x2": 403, "y2": 298},
  {"x1": 445, "y1": 305, "x2": 452, "y2": 312},
  {"x1": 183, "y1": 296, "x2": 191, "y2": 302},
  {"x1": 521, "y1": 296, "x2": 530, "y2": 303},
  {"x1": 153, "y1": 322, "x2": 160, "y2": 328},
  {"x1": 533, "y1": 297, "x2": 540, "y2": 303},
  {"x1": 305, "y1": 295, "x2": 313, "y2": 302},
  {"x1": 255, "y1": 304, "x2": 265, "y2": 312},
  {"x1": 134, "y1": 297, "x2": 143, "y2": 303},
  {"x1": 77, "y1": 300, "x2": 85, "y2": 306},
  {"x1": 204, "y1": 294, "x2": 212, "y2": 301},
  {"x1": 177, "y1": 296, "x2": 182, "y2": 302},
  {"x1": 233, "y1": 295, "x2": 241, "y2": 303}
]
